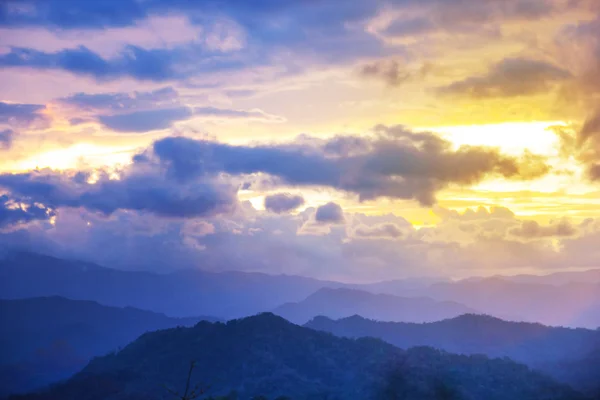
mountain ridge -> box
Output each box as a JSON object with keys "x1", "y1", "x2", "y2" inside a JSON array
[{"x1": 11, "y1": 313, "x2": 588, "y2": 400}]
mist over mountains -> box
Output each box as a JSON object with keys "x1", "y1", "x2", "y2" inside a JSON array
[
  {"x1": 273, "y1": 288, "x2": 477, "y2": 324},
  {"x1": 2, "y1": 251, "x2": 598, "y2": 328},
  {"x1": 1, "y1": 251, "x2": 600, "y2": 399}
]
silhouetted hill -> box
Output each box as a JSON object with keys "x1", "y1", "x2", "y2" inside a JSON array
[
  {"x1": 0, "y1": 251, "x2": 344, "y2": 318},
  {"x1": 306, "y1": 313, "x2": 600, "y2": 395},
  {"x1": 0, "y1": 297, "x2": 217, "y2": 397},
  {"x1": 11, "y1": 313, "x2": 587, "y2": 400},
  {"x1": 272, "y1": 287, "x2": 477, "y2": 324}
]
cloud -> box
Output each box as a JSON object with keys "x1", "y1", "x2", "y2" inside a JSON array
[
  {"x1": 264, "y1": 193, "x2": 305, "y2": 213},
  {"x1": 0, "y1": 1, "x2": 391, "y2": 82},
  {"x1": 0, "y1": 101, "x2": 48, "y2": 147},
  {"x1": 0, "y1": 123, "x2": 551, "y2": 222},
  {"x1": 353, "y1": 223, "x2": 404, "y2": 239},
  {"x1": 359, "y1": 60, "x2": 410, "y2": 86},
  {"x1": 0, "y1": 0, "x2": 147, "y2": 30},
  {"x1": 510, "y1": 220, "x2": 577, "y2": 239},
  {"x1": 0, "y1": 45, "x2": 190, "y2": 82},
  {"x1": 2, "y1": 200, "x2": 598, "y2": 281},
  {"x1": 145, "y1": 126, "x2": 549, "y2": 206},
  {"x1": 0, "y1": 195, "x2": 55, "y2": 229},
  {"x1": 555, "y1": 110, "x2": 600, "y2": 181},
  {"x1": 0, "y1": 162, "x2": 237, "y2": 219},
  {"x1": 0, "y1": 129, "x2": 15, "y2": 150},
  {"x1": 580, "y1": 110, "x2": 600, "y2": 148},
  {"x1": 0, "y1": 101, "x2": 46, "y2": 125},
  {"x1": 58, "y1": 87, "x2": 283, "y2": 133},
  {"x1": 434, "y1": 205, "x2": 515, "y2": 221},
  {"x1": 59, "y1": 87, "x2": 179, "y2": 112},
  {"x1": 194, "y1": 107, "x2": 285, "y2": 122},
  {"x1": 437, "y1": 58, "x2": 571, "y2": 98},
  {"x1": 383, "y1": 17, "x2": 436, "y2": 38},
  {"x1": 315, "y1": 202, "x2": 345, "y2": 224},
  {"x1": 579, "y1": 109, "x2": 600, "y2": 180},
  {"x1": 98, "y1": 107, "x2": 193, "y2": 132},
  {"x1": 380, "y1": 0, "x2": 558, "y2": 39}
]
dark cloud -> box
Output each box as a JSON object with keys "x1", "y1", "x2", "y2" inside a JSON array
[
  {"x1": 315, "y1": 202, "x2": 345, "y2": 224},
  {"x1": 383, "y1": 17, "x2": 436, "y2": 38},
  {"x1": 0, "y1": 0, "x2": 570, "y2": 87},
  {"x1": 146, "y1": 127, "x2": 549, "y2": 205},
  {"x1": 0, "y1": 45, "x2": 196, "y2": 82},
  {"x1": 0, "y1": 102, "x2": 47, "y2": 145},
  {"x1": 0, "y1": 163, "x2": 237, "y2": 219},
  {"x1": 555, "y1": 109, "x2": 600, "y2": 181},
  {"x1": 359, "y1": 60, "x2": 410, "y2": 86},
  {"x1": 0, "y1": 129, "x2": 15, "y2": 150},
  {"x1": 0, "y1": 0, "x2": 147, "y2": 30},
  {"x1": 264, "y1": 193, "x2": 305, "y2": 213},
  {"x1": 0, "y1": 124, "x2": 551, "y2": 219},
  {"x1": 98, "y1": 107, "x2": 193, "y2": 132},
  {"x1": 577, "y1": 109, "x2": 600, "y2": 180},
  {"x1": 510, "y1": 220, "x2": 577, "y2": 238},
  {"x1": 580, "y1": 110, "x2": 600, "y2": 144},
  {"x1": 378, "y1": 0, "x2": 558, "y2": 40},
  {"x1": 59, "y1": 87, "x2": 280, "y2": 133},
  {"x1": 353, "y1": 223, "x2": 403, "y2": 239},
  {"x1": 59, "y1": 87, "x2": 179, "y2": 112},
  {"x1": 0, "y1": 1, "x2": 390, "y2": 81},
  {"x1": 0, "y1": 195, "x2": 55, "y2": 228},
  {"x1": 0, "y1": 101, "x2": 46, "y2": 125},
  {"x1": 438, "y1": 58, "x2": 571, "y2": 98}
]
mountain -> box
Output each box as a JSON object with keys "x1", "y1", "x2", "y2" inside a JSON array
[
  {"x1": 306, "y1": 313, "x2": 600, "y2": 395},
  {"x1": 2, "y1": 251, "x2": 598, "y2": 328},
  {"x1": 349, "y1": 277, "x2": 448, "y2": 296},
  {"x1": 0, "y1": 251, "x2": 344, "y2": 319},
  {"x1": 498, "y1": 269, "x2": 600, "y2": 286},
  {"x1": 272, "y1": 287, "x2": 477, "y2": 324},
  {"x1": 0, "y1": 297, "x2": 217, "y2": 397},
  {"x1": 415, "y1": 278, "x2": 600, "y2": 328},
  {"x1": 11, "y1": 313, "x2": 587, "y2": 400}
]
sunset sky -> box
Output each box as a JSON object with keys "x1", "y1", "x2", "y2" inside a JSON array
[{"x1": 1, "y1": 0, "x2": 600, "y2": 281}]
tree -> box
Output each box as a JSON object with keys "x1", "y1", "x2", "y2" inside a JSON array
[{"x1": 165, "y1": 361, "x2": 206, "y2": 400}]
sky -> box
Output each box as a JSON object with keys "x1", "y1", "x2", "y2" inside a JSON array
[{"x1": 1, "y1": 0, "x2": 600, "y2": 282}]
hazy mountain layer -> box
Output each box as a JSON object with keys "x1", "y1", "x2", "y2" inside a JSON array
[
  {"x1": 273, "y1": 287, "x2": 477, "y2": 324},
  {"x1": 0, "y1": 297, "x2": 216, "y2": 397}
]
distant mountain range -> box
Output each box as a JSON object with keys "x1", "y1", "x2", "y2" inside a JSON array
[
  {"x1": 414, "y1": 278, "x2": 600, "y2": 328},
  {"x1": 488, "y1": 269, "x2": 600, "y2": 286},
  {"x1": 11, "y1": 313, "x2": 587, "y2": 400},
  {"x1": 0, "y1": 297, "x2": 217, "y2": 397},
  {"x1": 273, "y1": 287, "x2": 477, "y2": 324},
  {"x1": 306, "y1": 313, "x2": 600, "y2": 396},
  {"x1": 0, "y1": 251, "x2": 344, "y2": 319},
  {"x1": 1, "y1": 251, "x2": 599, "y2": 327}
]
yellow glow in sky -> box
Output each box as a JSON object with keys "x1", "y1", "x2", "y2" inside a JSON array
[
  {"x1": 10, "y1": 143, "x2": 135, "y2": 172},
  {"x1": 430, "y1": 121, "x2": 565, "y2": 155}
]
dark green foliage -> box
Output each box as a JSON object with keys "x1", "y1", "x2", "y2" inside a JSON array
[
  {"x1": 11, "y1": 313, "x2": 588, "y2": 400},
  {"x1": 305, "y1": 314, "x2": 600, "y2": 395}
]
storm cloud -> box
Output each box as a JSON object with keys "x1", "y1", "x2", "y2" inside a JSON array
[
  {"x1": 146, "y1": 126, "x2": 549, "y2": 205},
  {"x1": 264, "y1": 193, "x2": 305, "y2": 214},
  {"x1": 438, "y1": 58, "x2": 571, "y2": 98}
]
